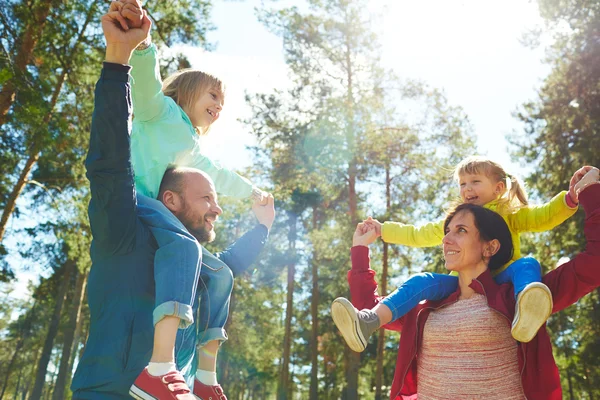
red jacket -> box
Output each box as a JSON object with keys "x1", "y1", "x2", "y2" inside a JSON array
[{"x1": 348, "y1": 184, "x2": 600, "y2": 400}]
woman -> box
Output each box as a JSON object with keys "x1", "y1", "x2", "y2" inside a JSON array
[{"x1": 332, "y1": 167, "x2": 600, "y2": 399}]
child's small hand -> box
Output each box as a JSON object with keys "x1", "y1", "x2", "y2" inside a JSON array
[
  {"x1": 573, "y1": 166, "x2": 600, "y2": 199},
  {"x1": 251, "y1": 187, "x2": 269, "y2": 206},
  {"x1": 569, "y1": 166, "x2": 599, "y2": 203},
  {"x1": 362, "y1": 216, "x2": 382, "y2": 237},
  {"x1": 252, "y1": 193, "x2": 275, "y2": 230},
  {"x1": 353, "y1": 222, "x2": 378, "y2": 247}
]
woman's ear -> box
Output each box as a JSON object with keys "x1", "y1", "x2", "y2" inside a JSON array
[{"x1": 484, "y1": 239, "x2": 501, "y2": 257}]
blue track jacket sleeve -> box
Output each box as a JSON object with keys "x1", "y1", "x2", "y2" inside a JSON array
[
  {"x1": 216, "y1": 224, "x2": 269, "y2": 276},
  {"x1": 85, "y1": 63, "x2": 138, "y2": 255}
]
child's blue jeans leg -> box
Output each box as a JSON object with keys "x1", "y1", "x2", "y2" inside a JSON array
[
  {"x1": 381, "y1": 272, "x2": 459, "y2": 322},
  {"x1": 494, "y1": 257, "x2": 542, "y2": 299},
  {"x1": 196, "y1": 249, "x2": 234, "y2": 347},
  {"x1": 137, "y1": 194, "x2": 202, "y2": 328}
]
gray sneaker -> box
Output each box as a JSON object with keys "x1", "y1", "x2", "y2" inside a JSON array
[{"x1": 331, "y1": 297, "x2": 380, "y2": 352}]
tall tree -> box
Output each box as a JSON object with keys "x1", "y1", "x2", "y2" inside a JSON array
[{"x1": 512, "y1": 0, "x2": 600, "y2": 397}]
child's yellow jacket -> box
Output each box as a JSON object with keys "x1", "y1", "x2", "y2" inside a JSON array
[{"x1": 381, "y1": 191, "x2": 578, "y2": 274}]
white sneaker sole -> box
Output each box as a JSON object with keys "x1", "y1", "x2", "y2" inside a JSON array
[
  {"x1": 331, "y1": 298, "x2": 367, "y2": 352},
  {"x1": 511, "y1": 282, "x2": 553, "y2": 343},
  {"x1": 129, "y1": 385, "x2": 159, "y2": 400}
]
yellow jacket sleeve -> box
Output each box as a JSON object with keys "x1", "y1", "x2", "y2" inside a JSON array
[
  {"x1": 507, "y1": 190, "x2": 578, "y2": 233},
  {"x1": 381, "y1": 219, "x2": 445, "y2": 247}
]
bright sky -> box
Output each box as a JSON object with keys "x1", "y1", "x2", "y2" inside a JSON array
[
  {"x1": 177, "y1": 0, "x2": 549, "y2": 174},
  {"x1": 5, "y1": 0, "x2": 551, "y2": 301}
]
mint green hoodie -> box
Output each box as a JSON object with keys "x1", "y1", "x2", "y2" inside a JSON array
[{"x1": 129, "y1": 44, "x2": 253, "y2": 199}]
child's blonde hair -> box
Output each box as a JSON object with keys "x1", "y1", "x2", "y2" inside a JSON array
[
  {"x1": 162, "y1": 69, "x2": 225, "y2": 135},
  {"x1": 453, "y1": 156, "x2": 529, "y2": 212}
]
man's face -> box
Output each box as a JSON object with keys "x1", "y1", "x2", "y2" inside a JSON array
[{"x1": 173, "y1": 173, "x2": 223, "y2": 243}]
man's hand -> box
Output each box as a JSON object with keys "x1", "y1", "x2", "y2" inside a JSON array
[
  {"x1": 102, "y1": 2, "x2": 151, "y2": 64},
  {"x1": 353, "y1": 222, "x2": 378, "y2": 247},
  {"x1": 569, "y1": 166, "x2": 599, "y2": 203},
  {"x1": 362, "y1": 216, "x2": 382, "y2": 237},
  {"x1": 252, "y1": 193, "x2": 275, "y2": 230}
]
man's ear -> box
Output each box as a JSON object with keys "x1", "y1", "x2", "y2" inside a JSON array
[
  {"x1": 484, "y1": 239, "x2": 501, "y2": 257},
  {"x1": 161, "y1": 190, "x2": 181, "y2": 213}
]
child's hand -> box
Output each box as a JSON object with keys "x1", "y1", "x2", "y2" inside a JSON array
[
  {"x1": 102, "y1": 2, "x2": 151, "y2": 64},
  {"x1": 362, "y1": 216, "x2": 382, "y2": 237},
  {"x1": 569, "y1": 166, "x2": 599, "y2": 203},
  {"x1": 573, "y1": 166, "x2": 600, "y2": 199},
  {"x1": 252, "y1": 193, "x2": 275, "y2": 230},
  {"x1": 353, "y1": 222, "x2": 378, "y2": 247}
]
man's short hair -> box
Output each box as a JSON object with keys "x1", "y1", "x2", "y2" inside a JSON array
[
  {"x1": 157, "y1": 166, "x2": 212, "y2": 201},
  {"x1": 157, "y1": 166, "x2": 187, "y2": 200}
]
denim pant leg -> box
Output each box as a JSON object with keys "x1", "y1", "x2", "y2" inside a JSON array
[
  {"x1": 195, "y1": 252, "x2": 234, "y2": 347},
  {"x1": 381, "y1": 272, "x2": 459, "y2": 322},
  {"x1": 137, "y1": 194, "x2": 202, "y2": 328},
  {"x1": 494, "y1": 257, "x2": 542, "y2": 298}
]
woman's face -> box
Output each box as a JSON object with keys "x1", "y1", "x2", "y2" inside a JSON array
[{"x1": 442, "y1": 210, "x2": 488, "y2": 272}]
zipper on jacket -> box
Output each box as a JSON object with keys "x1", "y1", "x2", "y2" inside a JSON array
[
  {"x1": 474, "y1": 278, "x2": 528, "y2": 400},
  {"x1": 396, "y1": 298, "x2": 458, "y2": 398}
]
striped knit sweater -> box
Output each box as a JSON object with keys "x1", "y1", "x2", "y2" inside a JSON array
[{"x1": 417, "y1": 294, "x2": 525, "y2": 399}]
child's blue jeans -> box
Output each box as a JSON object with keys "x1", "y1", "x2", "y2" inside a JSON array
[
  {"x1": 380, "y1": 257, "x2": 542, "y2": 322},
  {"x1": 137, "y1": 194, "x2": 202, "y2": 328},
  {"x1": 176, "y1": 250, "x2": 235, "y2": 385}
]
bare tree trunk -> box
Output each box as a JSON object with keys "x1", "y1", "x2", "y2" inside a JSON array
[
  {"x1": 53, "y1": 267, "x2": 87, "y2": 400},
  {"x1": 309, "y1": 208, "x2": 319, "y2": 400},
  {"x1": 375, "y1": 167, "x2": 391, "y2": 400},
  {"x1": 0, "y1": 341, "x2": 24, "y2": 400},
  {"x1": 0, "y1": 303, "x2": 37, "y2": 400},
  {"x1": 0, "y1": 2, "x2": 96, "y2": 243},
  {"x1": 0, "y1": 0, "x2": 54, "y2": 127},
  {"x1": 342, "y1": 4, "x2": 360, "y2": 395},
  {"x1": 344, "y1": 167, "x2": 360, "y2": 400},
  {"x1": 30, "y1": 261, "x2": 74, "y2": 400},
  {"x1": 277, "y1": 214, "x2": 296, "y2": 400},
  {"x1": 12, "y1": 368, "x2": 23, "y2": 400}
]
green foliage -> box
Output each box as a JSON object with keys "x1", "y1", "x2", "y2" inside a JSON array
[{"x1": 511, "y1": 0, "x2": 600, "y2": 397}]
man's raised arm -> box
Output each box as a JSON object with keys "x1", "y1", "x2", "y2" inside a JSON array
[
  {"x1": 85, "y1": 8, "x2": 152, "y2": 254},
  {"x1": 85, "y1": 63, "x2": 137, "y2": 255}
]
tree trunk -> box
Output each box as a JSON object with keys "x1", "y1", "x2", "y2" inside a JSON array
[
  {"x1": 344, "y1": 167, "x2": 360, "y2": 399},
  {"x1": 0, "y1": 2, "x2": 96, "y2": 243},
  {"x1": 0, "y1": 0, "x2": 54, "y2": 127},
  {"x1": 53, "y1": 267, "x2": 87, "y2": 400},
  {"x1": 29, "y1": 261, "x2": 75, "y2": 400},
  {"x1": 0, "y1": 302, "x2": 37, "y2": 400},
  {"x1": 0, "y1": 340, "x2": 24, "y2": 400},
  {"x1": 375, "y1": 167, "x2": 391, "y2": 400},
  {"x1": 12, "y1": 368, "x2": 22, "y2": 400},
  {"x1": 309, "y1": 207, "x2": 319, "y2": 400},
  {"x1": 277, "y1": 214, "x2": 296, "y2": 400}
]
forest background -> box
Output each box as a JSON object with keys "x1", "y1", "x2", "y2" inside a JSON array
[{"x1": 0, "y1": 0, "x2": 598, "y2": 399}]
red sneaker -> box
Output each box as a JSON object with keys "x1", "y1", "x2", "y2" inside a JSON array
[
  {"x1": 130, "y1": 368, "x2": 195, "y2": 400},
  {"x1": 193, "y1": 379, "x2": 227, "y2": 400}
]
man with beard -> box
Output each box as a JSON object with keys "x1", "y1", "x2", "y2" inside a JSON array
[{"x1": 71, "y1": 8, "x2": 275, "y2": 400}]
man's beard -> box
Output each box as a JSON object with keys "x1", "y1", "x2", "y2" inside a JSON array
[
  {"x1": 188, "y1": 225, "x2": 215, "y2": 244},
  {"x1": 184, "y1": 211, "x2": 218, "y2": 244}
]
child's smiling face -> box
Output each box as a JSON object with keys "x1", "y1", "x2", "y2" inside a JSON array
[
  {"x1": 187, "y1": 88, "x2": 224, "y2": 133},
  {"x1": 458, "y1": 173, "x2": 505, "y2": 206}
]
